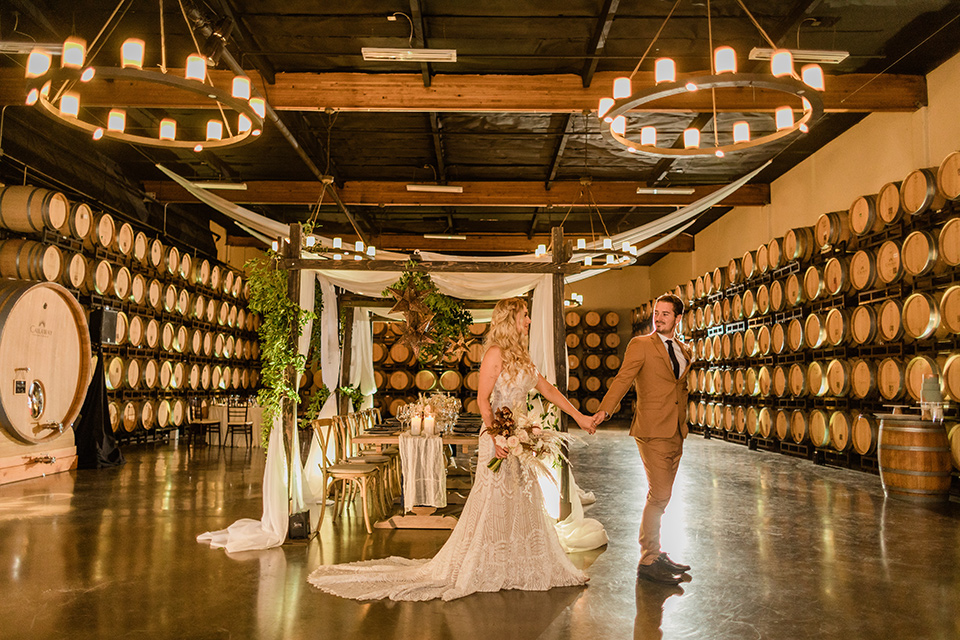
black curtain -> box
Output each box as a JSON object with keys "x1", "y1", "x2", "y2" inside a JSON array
[{"x1": 74, "y1": 355, "x2": 125, "y2": 469}]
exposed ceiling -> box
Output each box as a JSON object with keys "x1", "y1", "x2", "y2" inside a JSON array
[{"x1": 1, "y1": 0, "x2": 959, "y2": 263}]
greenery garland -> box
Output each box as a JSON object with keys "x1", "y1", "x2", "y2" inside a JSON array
[
  {"x1": 245, "y1": 252, "x2": 315, "y2": 447},
  {"x1": 384, "y1": 269, "x2": 472, "y2": 363}
]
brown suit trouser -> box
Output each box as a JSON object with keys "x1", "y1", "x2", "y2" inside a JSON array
[{"x1": 635, "y1": 431, "x2": 683, "y2": 565}]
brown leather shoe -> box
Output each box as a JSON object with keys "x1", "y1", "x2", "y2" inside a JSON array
[
  {"x1": 637, "y1": 561, "x2": 683, "y2": 585},
  {"x1": 657, "y1": 552, "x2": 690, "y2": 573}
]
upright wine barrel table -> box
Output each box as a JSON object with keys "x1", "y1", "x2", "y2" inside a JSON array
[{"x1": 877, "y1": 413, "x2": 952, "y2": 503}]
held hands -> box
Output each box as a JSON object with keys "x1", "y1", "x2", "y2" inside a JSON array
[
  {"x1": 590, "y1": 411, "x2": 607, "y2": 429},
  {"x1": 575, "y1": 413, "x2": 597, "y2": 435}
]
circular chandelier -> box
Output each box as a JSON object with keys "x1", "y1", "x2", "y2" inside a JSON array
[
  {"x1": 22, "y1": 29, "x2": 264, "y2": 151},
  {"x1": 597, "y1": 0, "x2": 827, "y2": 159}
]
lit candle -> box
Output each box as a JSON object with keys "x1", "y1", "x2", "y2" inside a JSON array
[
  {"x1": 410, "y1": 415, "x2": 422, "y2": 436},
  {"x1": 423, "y1": 414, "x2": 436, "y2": 436}
]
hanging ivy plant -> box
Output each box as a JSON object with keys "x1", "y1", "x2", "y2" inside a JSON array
[
  {"x1": 302, "y1": 384, "x2": 331, "y2": 424},
  {"x1": 338, "y1": 384, "x2": 364, "y2": 409},
  {"x1": 245, "y1": 251, "x2": 315, "y2": 447},
  {"x1": 383, "y1": 269, "x2": 472, "y2": 363}
]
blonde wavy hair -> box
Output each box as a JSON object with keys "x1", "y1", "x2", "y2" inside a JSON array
[{"x1": 483, "y1": 297, "x2": 534, "y2": 379}]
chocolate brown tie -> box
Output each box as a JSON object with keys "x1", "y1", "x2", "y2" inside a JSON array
[{"x1": 666, "y1": 340, "x2": 680, "y2": 379}]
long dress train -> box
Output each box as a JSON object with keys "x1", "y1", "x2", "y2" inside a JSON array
[{"x1": 307, "y1": 366, "x2": 588, "y2": 601}]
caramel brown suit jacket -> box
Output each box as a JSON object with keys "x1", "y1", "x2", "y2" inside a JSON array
[{"x1": 598, "y1": 333, "x2": 692, "y2": 439}]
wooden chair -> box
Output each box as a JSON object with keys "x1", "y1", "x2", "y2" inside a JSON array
[
  {"x1": 335, "y1": 414, "x2": 394, "y2": 513},
  {"x1": 223, "y1": 405, "x2": 254, "y2": 448},
  {"x1": 185, "y1": 399, "x2": 221, "y2": 446},
  {"x1": 312, "y1": 418, "x2": 383, "y2": 534}
]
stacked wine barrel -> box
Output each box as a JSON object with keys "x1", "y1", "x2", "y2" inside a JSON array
[
  {"x1": 659, "y1": 155, "x2": 960, "y2": 478},
  {"x1": 365, "y1": 321, "x2": 487, "y2": 417},
  {"x1": 0, "y1": 183, "x2": 261, "y2": 439},
  {"x1": 564, "y1": 308, "x2": 629, "y2": 417}
]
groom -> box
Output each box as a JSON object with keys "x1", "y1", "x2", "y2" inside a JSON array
[{"x1": 591, "y1": 294, "x2": 691, "y2": 585}]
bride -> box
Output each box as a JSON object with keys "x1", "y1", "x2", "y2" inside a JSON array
[{"x1": 308, "y1": 297, "x2": 598, "y2": 601}]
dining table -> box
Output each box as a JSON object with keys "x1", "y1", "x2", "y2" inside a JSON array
[{"x1": 354, "y1": 429, "x2": 479, "y2": 529}]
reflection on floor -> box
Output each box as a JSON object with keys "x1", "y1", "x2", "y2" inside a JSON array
[{"x1": 1, "y1": 427, "x2": 958, "y2": 640}]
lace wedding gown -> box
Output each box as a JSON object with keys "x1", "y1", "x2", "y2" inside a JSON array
[{"x1": 307, "y1": 365, "x2": 589, "y2": 601}]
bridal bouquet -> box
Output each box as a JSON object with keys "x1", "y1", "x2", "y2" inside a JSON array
[{"x1": 486, "y1": 406, "x2": 572, "y2": 474}]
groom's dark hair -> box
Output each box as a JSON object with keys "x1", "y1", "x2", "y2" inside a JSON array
[{"x1": 656, "y1": 293, "x2": 684, "y2": 316}]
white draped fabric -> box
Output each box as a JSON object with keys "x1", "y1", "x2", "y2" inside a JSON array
[
  {"x1": 398, "y1": 433, "x2": 447, "y2": 511},
  {"x1": 347, "y1": 308, "x2": 376, "y2": 410},
  {"x1": 197, "y1": 416, "x2": 288, "y2": 552}
]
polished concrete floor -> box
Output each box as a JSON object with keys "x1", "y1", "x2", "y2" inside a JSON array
[{"x1": 1, "y1": 427, "x2": 959, "y2": 640}]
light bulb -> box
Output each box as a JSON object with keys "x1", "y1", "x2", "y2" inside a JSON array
[
  {"x1": 613, "y1": 77, "x2": 631, "y2": 99},
  {"x1": 306, "y1": 236, "x2": 317, "y2": 247},
  {"x1": 628, "y1": 147, "x2": 636, "y2": 153},
  {"x1": 25, "y1": 49, "x2": 52, "y2": 78},
  {"x1": 107, "y1": 109, "x2": 126, "y2": 132},
  {"x1": 576, "y1": 238, "x2": 586, "y2": 250},
  {"x1": 714, "y1": 46, "x2": 736, "y2": 74},
  {"x1": 611, "y1": 115, "x2": 626, "y2": 135},
  {"x1": 80, "y1": 67, "x2": 95, "y2": 82},
  {"x1": 194, "y1": 144, "x2": 203, "y2": 152},
  {"x1": 355, "y1": 240, "x2": 364, "y2": 252},
  {"x1": 238, "y1": 113, "x2": 252, "y2": 133},
  {"x1": 333, "y1": 237, "x2": 342, "y2": 249},
  {"x1": 536, "y1": 243, "x2": 547, "y2": 256},
  {"x1": 598, "y1": 97, "x2": 614, "y2": 121},
  {"x1": 584, "y1": 256, "x2": 593, "y2": 266},
  {"x1": 801, "y1": 64, "x2": 825, "y2": 91},
  {"x1": 603, "y1": 238, "x2": 612, "y2": 250},
  {"x1": 733, "y1": 121, "x2": 750, "y2": 143},
  {"x1": 771, "y1": 49, "x2": 793, "y2": 77},
  {"x1": 775, "y1": 106, "x2": 794, "y2": 131},
  {"x1": 655, "y1": 58, "x2": 675, "y2": 84},
  {"x1": 93, "y1": 127, "x2": 104, "y2": 140},
  {"x1": 354, "y1": 254, "x2": 362, "y2": 261},
  {"x1": 622, "y1": 241, "x2": 631, "y2": 252},
  {"x1": 249, "y1": 97, "x2": 266, "y2": 119},
  {"x1": 159, "y1": 118, "x2": 176, "y2": 140},
  {"x1": 62, "y1": 37, "x2": 86, "y2": 68},
  {"x1": 640, "y1": 126, "x2": 656, "y2": 146},
  {"x1": 59, "y1": 91, "x2": 80, "y2": 118},
  {"x1": 367, "y1": 245, "x2": 376, "y2": 257},
  {"x1": 685, "y1": 82, "x2": 698, "y2": 92},
  {"x1": 683, "y1": 128, "x2": 700, "y2": 149},
  {"x1": 121, "y1": 39, "x2": 145, "y2": 69},
  {"x1": 333, "y1": 254, "x2": 342, "y2": 261},
  {"x1": 206, "y1": 120, "x2": 223, "y2": 140},
  {"x1": 232, "y1": 76, "x2": 251, "y2": 100},
  {"x1": 271, "y1": 241, "x2": 279, "y2": 251},
  {"x1": 606, "y1": 254, "x2": 616, "y2": 264},
  {"x1": 185, "y1": 54, "x2": 206, "y2": 81},
  {"x1": 25, "y1": 88, "x2": 39, "y2": 106},
  {"x1": 715, "y1": 149, "x2": 725, "y2": 157},
  {"x1": 799, "y1": 123, "x2": 809, "y2": 133}
]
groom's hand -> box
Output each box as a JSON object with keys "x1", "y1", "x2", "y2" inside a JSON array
[{"x1": 592, "y1": 411, "x2": 607, "y2": 428}]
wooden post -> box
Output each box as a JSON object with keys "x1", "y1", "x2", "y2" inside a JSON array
[
  {"x1": 284, "y1": 224, "x2": 302, "y2": 515},
  {"x1": 551, "y1": 226, "x2": 572, "y2": 521}
]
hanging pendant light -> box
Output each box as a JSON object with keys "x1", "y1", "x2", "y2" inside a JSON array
[
  {"x1": 598, "y1": 97, "x2": 614, "y2": 121},
  {"x1": 107, "y1": 109, "x2": 126, "y2": 132},
  {"x1": 613, "y1": 77, "x2": 632, "y2": 99},
  {"x1": 206, "y1": 120, "x2": 223, "y2": 140},
  {"x1": 801, "y1": 64, "x2": 825, "y2": 91},
  {"x1": 231, "y1": 76, "x2": 251, "y2": 100},
  {"x1": 654, "y1": 58, "x2": 676, "y2": 84},
  {"x1": 640, "y1": 126, "x2": 657, "y2": 146},
  {"x1": 121, "y1": 39, "x2": 145, "y2": 69}
]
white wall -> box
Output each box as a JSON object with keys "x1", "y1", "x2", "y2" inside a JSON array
[{"x1": 649, "y1": 50, "x2": 960, "y2": 295}]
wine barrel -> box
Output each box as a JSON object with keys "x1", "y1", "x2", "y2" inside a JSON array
[
  {"x1": 129, "y1": 273, "x2": 146, "y2": 305},
  {"x1": 603, "y1": 311, "x2": 620, "y2": 328},
  {"x1": 742, "y1": 288, "x2": 756, "y2": 319},
  {"x1": 757, "y1": 365, "x2": 772, "y2": 396},
  {"x1": 189, "y1": 328, "x2": 203, "y2": 356},
  {"x1": 944, "y1": 288, "x2": 960, "y2": 335},
  {"x1": 584, "y1": 375, "x2": 602, "y2": 392},
  {"x1": 712, "y1": 267, "x2": 727, "y2": 292},
  {"x1": 463, "y1": 341, "x2": 485, "y2": 366},
  {"x1": 113, "y1": 266, "x2": 131, "y2": 300},
  {"x1": 824, "y1": 308, "x2": 851, "y2": 347},
  {"x1": 786, "y1": 318, "x2": 804, "y2": 352},
  {"x1": 87, "y1": 212, "x2": 116, "y2": 251},
  {"x1": 744, "y1": 367, "x2": 759, "y2": 396},
  {"x1": 784, "y1": 273, "x2": 804, "y2": 308},
  {"x1": 0, "y1": 281, "x2": 91, "y2": 443},
  {"x1": 937, "y1": 151, "x2": 960, "y2": 200},
  {"x1": 790, "y1": 410, "x2": 810, "y2": 444},
  {"x1": 755, "y1": 284, "x2": 771, "y2": 316},
  {"x1": 808, "y1": 409, "x2": 830, "y2": 448},
  {"x1": 756, "y1": 243, "x2": 771, "y2": 274},
  {"x1": 583, "y1": 311, "x2": 601, "y2": 327},
  {"x1": 388, "y1": 342, "x2": 414, "y2": 366},
  {"x1": 124, "y1": 357, "x2": 142, "y2": 389},
  {"x1": 732, "y1": 331, "x2": 744, "y2": 358},
  {"x1": 939, "y1": 217, "x2": 960, "y2": 267},
  {"x1": 877, "y1": 299, "x2": 904, "y2": 343},
  {"x1": 568, "y1": 354, "x2": 580, "y2": 370},
  {"x1": 744, "y1": 406, "x2": 760, "y2": 436},
  {"x1": 584, "y1": 332, "x2": 602, "y2": 349},
  {"x1": 743, "y1": 327, "x2": 758, "y2": 357},
  {"x1": 788, "y1": 363, "x2": 807, "y2": 397},
  {"x1": 414, "y1": 370, "x2": 437, "y2": 391},
  {"x1": 200, "y1": 364, "x2": 211, "y2": 390},
  {"x1": 133, "y1": 231, "x2": 148, "y2": 265},
  {"x1": 769, "y1": 280, "x2": 785, "y2": 312},
  {"x1": 204, "y1": 298, "x2": 216, "y2": 323},
  {"x1": 756, "y1": 325, "x2": 771, "y2": 356},
  {"x1": 900, "y1": 167, "x2": 946, "y2": 216},
  {"x1": 564, "y1": 310, "x2": 581, "y2": 328},
  {"x1": 604, "y1": 354, "x2": 622, "y2": 371},
  {"x1": 802, "y1": 265, "x2": 824, "y2": 302},
  {"x1": 210, "y1": 365, "x2": 223, "y2": 391},
  {"x1": 603, "y1": 333, "x2": 621, "y2": 350},
  {"x1": 851, "y1": 359, "x2": 877, "y2": 399},
  {"x1": 904, "y1": 355, "x2": 942, "y2": 402},
  {"x1": 877, "y1": 181, "x2": 904, "y2": 225},
  {"x1": 372, "y1": 342, "x2": 388, "y2": 364},
  {"x1": 180, "y1": 253, "x2": 193, "y2": 282},
  {"x1": 115, "y1": 222, "x2": 134, "y2": 255},
  {"x1": 0, "y1": 239, "x2": 62, "y2": 282},
  {"x1": 105, "y1": 356, "x2": 124, "y2": 390},
  {"x1": 878, "y1": 415, "x2": 952, "y2": 502},
  {"x1": 807, "y1": 361, "x2": 828, "y2": 396},
  {"x1": 722, "y1": 368, "x2": 734, "y2": 394},
  {"x1": 852, "y1": 414, "x2": 879, "y2": 455},
  {"x1": 902, "y1": 230, "x2": 943, "y2": 277},
  {"x1": 121, "y1": 401, "x2": 139, "y2": 432},
  {"x1": 568, "y1": 375, "x2": 581, "y2": 392},
  {"x1": 815, "y1": 211, "x2": 851, "y2": 248},
  {"x1": 0, "y1": 185, "x2": 68, "y2": 233},
  {"x1": 60, "y1": 201, "x2": 92, "y2": 241},
  {"x1": 903, "y1": 291, "x2": 947, "y2": 340},
  {"x1": 741, "y1": 250, "x2": 758, "y2": 280},
  {"x1": 209, "y1": 264, "x2": 221, "y2": 290},
  {"x1": 60, "y1": 252, "x2": 86, "y2": 290},
  {"x1": 177, "y1": 289, "x2": 192, "y2": 317},
  {"x1": 733, "y1": 369, "x2": 745, "y2": 395},
  {"x1": 711, "y1": 369, "x2": 723, "y2": 395},
  {"x1": 875, "y1": 240, "x2": 903, "y2": 285},
  {"x1": 758, "y1": 407, "x2": 774, "y2": 438},
  {"x1": 849, "y1": 194, "x2": 883, "y2": 236},
  {"x1": 584, "y1": 354, "x2": 602, "y2": 371},
  {"x1": 949, "y1": 424, "x2": 960, "y2": 471},
  {"x1": 143, "y1": 359, "x2": 158, "y2": 390},
  {"x1": 107, "y1": 401, "x2": 121, "y2": 433},
  {"x1": 127, "y1": 315, "x2": 144, "y2": 347},
  {"x1": 804, "y1": 313, "x2": 827, "y2": 349},
  {"x1": 146, "y1": 238, "x2": 163, "y2": 272},
  {"x1": 145, "y1": 278, "x2": 161, "y2": 310},
  {"x1": 720, "y1": 334, "x2": 733, "y2": 360},
  {"x1": 823, "y1": 257, "x2": 851, "y2": 297},
  {"x1": 772, "y1": 365, "x2": 788, "y2": 396},
  {"x1": 164, "y1": 245, "x2": 180, "y2": 276},
  {"x1": 877, "y1": 357, "x2": 906, "y2": 400},
  {"x1": 783, "y1": 226, "x2": 816, "y2": 263},
  {"x1": 222, "y1": 270, "x2": 235, "y2": 296},
  {"x1": 849, "y1": 250, "x2": 878, "y2": 291},
  {"x1": 726, "y1": 257, "x2": 742, "y2": 285},
  {"x1": 467, "y1": 322, "x2": 488, "y2": 337},
  {"x1": 850, "y1": 305, "x2": 878, "y2": 345},
  {"x1": 826, "y1": 359, "x2": 852, "y2": 396},
  {"x1": 464, "y1": 371, "x2": 480, "y2": 391},
  {"x1": 145, "y1": 318, "x2": 160, "y2": 350},
  {"x1": 767, "y1": 237, "x2": 784, "y2": 271},
  {"x1": 435, "y1": 370, "x2": 461, "y2": 392},
  {"x1": 140, "y1": 399, "x2": 156, "y2": 431},
  {"x1": 775, "y1": 410, "x2": 790, "y2": 441},
  {"x1": 156, "y1": 399, "x2": 171, "y2": 430},
  {"x1": 114, "y1": 310, "x2": 128, "y2": 345}
]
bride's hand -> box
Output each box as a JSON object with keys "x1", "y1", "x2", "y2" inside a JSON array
[
  {"x1": 495, "y1": 444, "x2": 509, "y2": 458},
  {"x1": 575, "y1": 414, "x2": 597, "y2": 435}
]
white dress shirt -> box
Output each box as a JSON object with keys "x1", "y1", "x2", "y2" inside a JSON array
[{"x1": 656, "y1": 332, "x2": 687, "y2": 375}]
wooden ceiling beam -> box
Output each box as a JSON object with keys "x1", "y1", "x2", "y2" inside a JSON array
[
  {"x1": 226, "y1": 231, "x2": 693, "y2": 254},
  {"x1": 142, "y1": 179, "x2": 770, "y2": 207},
  {"x1": 581, "y1": 0, "x2": 621, "y2": 88},
  {"x1": 0, "y1": 69, "x2": 925, "y2": 113}
]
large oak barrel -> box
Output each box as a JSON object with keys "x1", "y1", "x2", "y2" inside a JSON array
[
  {"x1": 903, "y1": 292, "x2": 947, "y2": 340},
  {"x1": 826, "y1": 358, "x2": 852, "y2": 396},
  {"x1": 0, "y1": 281, "x2": 91, "y2": 443},
  {"x1": 121, "y1": 401, "x2": 139, "y2": 432},
  {"x1": 939, "y1": 217, "x2": 960, "y2": 266},
  {"x1": 784, "y1": 273, "x2": 804, "y2": 308},
  {"x1": 829, "y1": 411, "x2": 853, "y2": 451},
  {"x1": 775, "y1": 410, "x2": 790, "y2": 441},
  {"x1": 584, "y1": 332, "x2": 602, "y2": 349},
  {"x1": 603, "y1": 311, "x2": 620, "y2": 328},
  {"x1": 0, "y1": 185, "x2": 68, "y2": 233},
  {"x1": 584, "y1": 354, "x2": 602, "y2": 371},
  {"x1": 802, "y1": 266, "x2": 824, "y2": 302},
  {"x1": 945, "y1": 354, "x2": 960, "y2": 402},
  {"x1": 0, "y1": 239, "x2": 62, "y2": 282},
  {"x1": 767, "y1": 237, "x2": 784, "y2": 270},
  {"x1": 133, "y1": 231, "x2": 148, "y2": 265},
  {"x1": 143, "y1": 359, "x2": 158, "y2": 389},
  {"x1": 113, "y1": 266, "x2": 131, "y2": 300},
  {"x1": 712, "y1": 267, "x2": 727, "y2": 292},
  {"x1": 786, "y1": 318, "x2": 804, "y2": 352},
  {"x1": 105, "y1": 356, "x2": 124, "y2": 390},
  {"x1": 902, "y1": 230, "x2": 943, "y2": 277},
  {"x1": 564, "y1": 310, "x2": 581, "y2": 328},
  {"x1": 568, "y1": 354, "x2": 580, "y2": 370},
  {"x1": 756, "y1": 243, "x2": 771, "y2": 274},
  {"x1": 949, "y1": 423, "x2": 960, "y2": 471},
  {"x1": 583, "y1": 310, "x2": 601, "y2": 327},
  {"x1": 772, "y1": 365, "x2": 788, "y2": 396},
  {"x1": 372, "y1": 342, "x2": 388, "y2": 364},
  {"x1": 783, "y1": 226, "x2": 816, "y2": 263},
  {"x1": 758, "y1": 407, "x2": 774, "y2": 438},
  {"x1": 851, "y1": 305, "x2": 878, "y2": 345},
  {"x1": 61, "y1": 252, "x2": 86, "y2": 289},
  {"x1": 804, "y1": 313, "x2": 827, "y2": 349},
  {"x1": 438, "y1": 370, "x2": 462, "y2": 391},
  {"x1": 726, "y1": 257, "x2": 742, "y2": 285},
  {"x1": 807, "y1": 361, "x2": 828, "y2": 396},
  {"x1": 823, "y1": 257, "x2": 851, "y2": 296},
  {"x1": 388, "y1": 342, "x2": 414, "y2": 366},
  {"x1": 114, "y1": 311, "x2": 128, "y2": 345},
  {"x1": 414, "y1": 370, "x2": 437, "y2": 391},
  {"x1": 87, "y1": 212, "x2": 116, "y2": 250},
  {"x1": 877, "y1": 299, "x2": 904, "y2": 343},
  {"x1": 852, "y1": 414, "x2": 879, "y2": 455},
  {"x1": 744, "y1": 406, "x2": 760, "y2": 436},
  {"x1": 164, "y1": 245, "x2": 180, "y2": 276},
  {"x1": 877, "y1": 181, "x2": 904, "y2": 224},
  {"x1": 463, "y1": 341, "x2": 485, "y2": 366},
  {"x1": 209, "y1": 263, "x2": 221, "y2": 290},
  {"x1": 900, "y1": 167, "x2": 946, "y2": 216},
  {"x1": 875, "y1": 240, "x2": 904, "y2": 285},
  {"x1": 878, "y1": 415, "x2": 952, "y2": 502},
  {"x1": 788, "y1": 363, "x2": 807, "y2": 397},
  {"x1": 741, "y1": 250, "x2": 758, "y2": 280},
  {"x1": 851, "y1": 358, "x2": 877, "y2": 399},
  {"x1": 936, "y1": 151, "x2": 960, "y2": 200},
  {"x1": 115, "y1": 222, "x2": 134, "y2": 255},
  {"x1": 877, "y1": 357, "x2": 906, "y2": 400},
  {"x1": 60, "y1": 201, "x2": 92, "y2": 240},
  {"x1": 849, "y1": 194, "x2": 883, "y2": 236},
  {"x1": 808, "y1": 409, "x2": 830, "y2": 448},
  {"x1": 756, "y1": 325, "x2": 772, "y2": 356},
  {"x1": 815, "y1": 211, "x2": 851, "y2": 248},
  {"x1": 849, "y1": 250, "x2": 878, "y2": 291},
  {"x1": 790, "y1": 410, "x2": 810, "y2": 444},
  {"x1": 824, "y1": 308, "x2": 851, "y2": 346}
]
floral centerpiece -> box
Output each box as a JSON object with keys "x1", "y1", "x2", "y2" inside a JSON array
[
  {"x1": 485, "y1": 406, "x2": 573, "y2": 474},
  {"x1": 397, "y1": 392, "x2": 462, "y2": 434}
]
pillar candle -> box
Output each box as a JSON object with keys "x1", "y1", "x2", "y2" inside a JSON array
[
  {"x1": 423, "y1": 415, "x2": 436, "y2": 436},
  {"x1": 410, "y1": 415, "x2": 422, "y2": 436}
]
